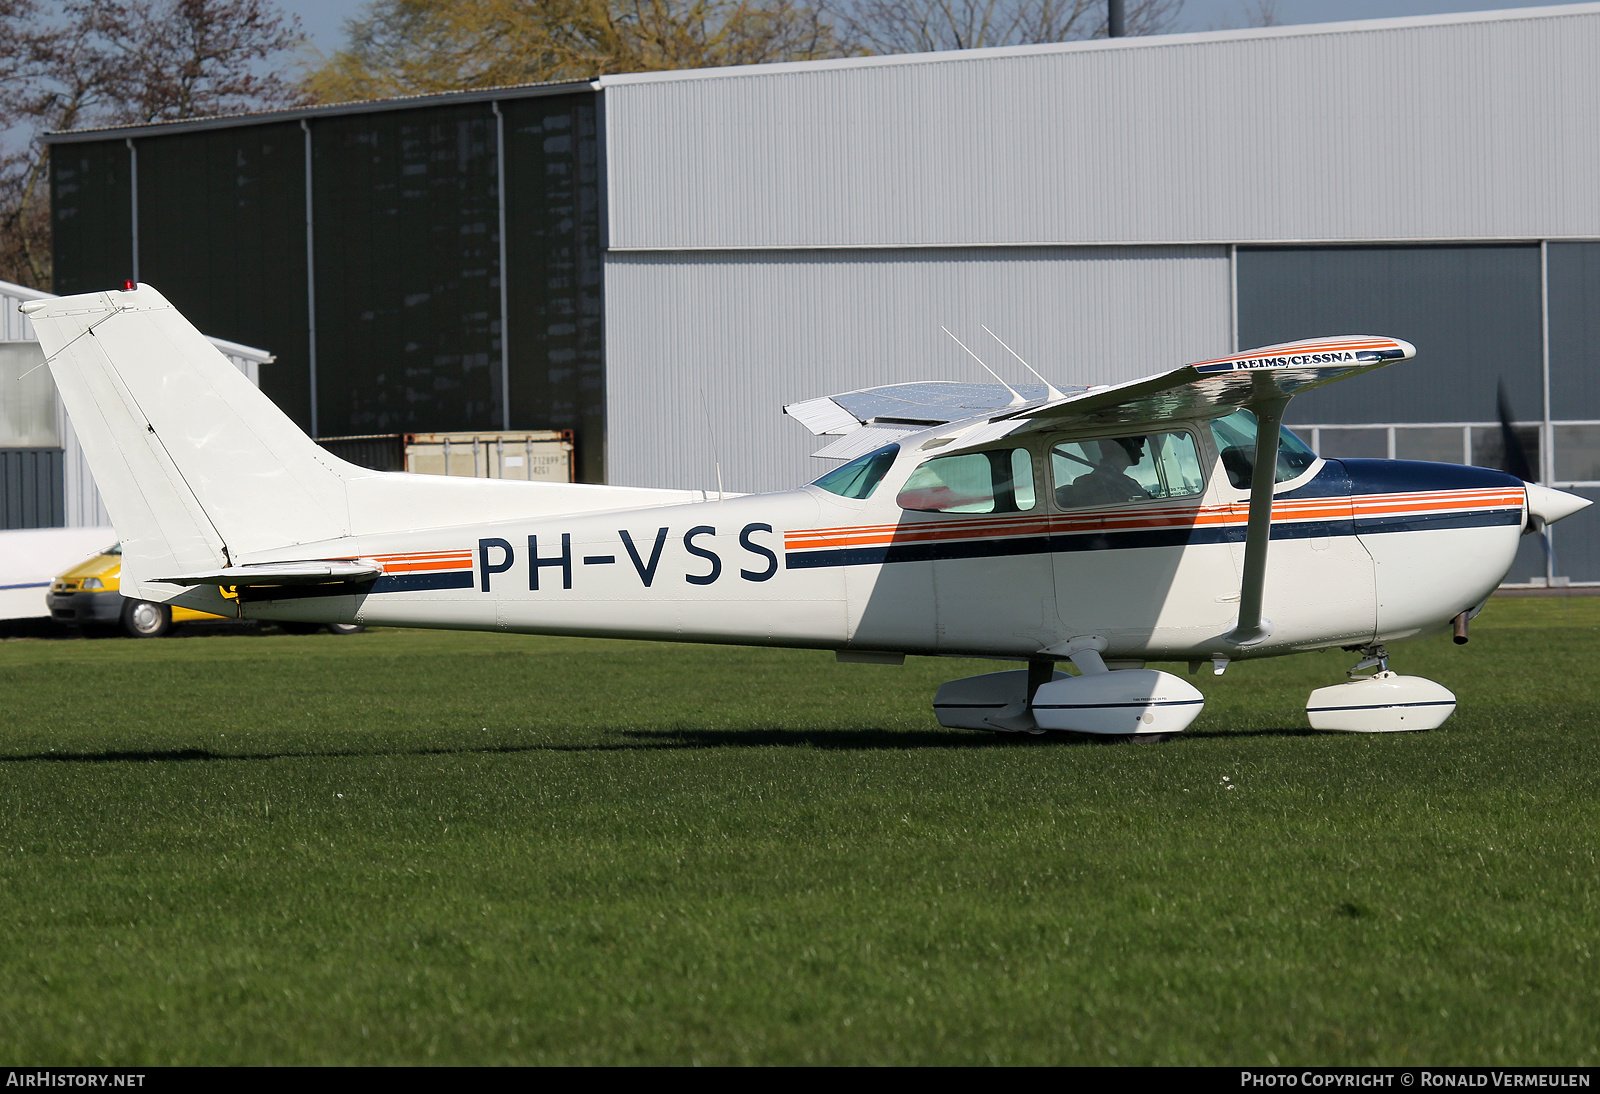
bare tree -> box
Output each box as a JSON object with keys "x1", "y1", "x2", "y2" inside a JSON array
[
  {"x1": 83, "y1": 0, "x2": 308, "y2": 124},
  {"x1": 825, "y1": 0, "x2": 1185, "y2": 55},
  {"x1": 0, "y1": 0, "x2": 307, "y2": 289},
  {"x1": 303, "y1": 0, "x2": 854, "y2": 102},
  {"x1": 1242, "y1": 0, "x2": 1278, "y2": 28}
]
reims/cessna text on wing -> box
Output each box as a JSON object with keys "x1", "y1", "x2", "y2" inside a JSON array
[{"x1": 27, "y1": 285, "x2": 1591, "y2": 738}]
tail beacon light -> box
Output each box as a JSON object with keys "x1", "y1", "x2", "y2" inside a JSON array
[
  {"x1": 1032, "y1": 670, "x2": 1205, "y2": 736},
  {"x1": 1306, "y1": 672, "x2": 1456, "y2": 733}
]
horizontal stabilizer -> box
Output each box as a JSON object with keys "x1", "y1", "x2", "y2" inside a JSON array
[{"x1": 154, "y1": 560, "x2": 381, "y2": 586}]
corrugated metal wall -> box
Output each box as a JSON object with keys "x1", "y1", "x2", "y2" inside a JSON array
[
  {"x1": 1239, "y1": 244, "x2": 1545, "y2": 424},
  {"x1": 602, "y1": 6, "x2": 1600, "y2": 249},
  {"x1": 0, "y1": 449, "x2": 63, "y2": 529},
  {"x1": 604, "y1": 246, "x2": 1230, "y2": 493},
  {"x1": 50, "y1": 87, "x2": 607, "y2": 475}
]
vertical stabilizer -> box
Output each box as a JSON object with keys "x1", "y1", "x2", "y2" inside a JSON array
[{"x1": 25, "y1": 285, "x2": 354, "y2": 599}]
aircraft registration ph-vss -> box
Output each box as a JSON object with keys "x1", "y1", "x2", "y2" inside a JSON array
[{"x1": 27, "y1": 285, "x2": 1592, "y2": 738}]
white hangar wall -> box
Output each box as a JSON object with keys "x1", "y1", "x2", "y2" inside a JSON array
[
  {"x1": 600, "y1": 5, "x2": 1600, "y2": 249},
  {"x1": 604, "y1": 247, "x2": 1229, "y2": 494}
]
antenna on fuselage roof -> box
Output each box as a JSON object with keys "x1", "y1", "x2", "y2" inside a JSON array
[
  {"x1": 698, "y1": 387, "x2": 725, "y2": 502},
  {"x1": 982, "y1": 325, "x2": 1065, "y2": 401},
  {"x1": 940, "y1": 326, "x2": 1027, "y2": 407}
]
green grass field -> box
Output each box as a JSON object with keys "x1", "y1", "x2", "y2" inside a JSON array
[{"x1": 1, "y1": 599, "x2": 1597, "y2": 1065}]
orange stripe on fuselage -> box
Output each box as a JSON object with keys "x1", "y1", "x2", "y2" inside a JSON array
[
  {"x1": 371, "y1": 549, "x2": 474, "y2": 574},
  {"x1": 784, "y1": 488, "x2": 1524, "y2": 551}
]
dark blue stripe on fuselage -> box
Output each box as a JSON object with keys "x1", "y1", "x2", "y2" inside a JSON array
[
  {"x1": 785, "y1": 507, "x2": 1520, "y2": 570},
  {"x1": 1356, "y1": 508, "x2": 1522, "y2": 535},
  {"x1": 372, "y1": 571, "x2": 475, "y2": 594}
]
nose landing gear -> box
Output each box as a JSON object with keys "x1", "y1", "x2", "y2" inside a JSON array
[{"x1": 1305, "y1": 644, "x2": 1456, "y2": 733}]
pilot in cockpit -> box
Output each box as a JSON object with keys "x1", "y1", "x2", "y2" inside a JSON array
[{"x1": 1058, "y1": 436, "x2": 1152, "y2": 509}]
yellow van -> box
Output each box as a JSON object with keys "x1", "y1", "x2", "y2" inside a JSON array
[
  {"x1": 48, "y1": 545, "x2": 361, "y2": 638},
  {"x1": 49, "y1": 544, "x2": 226, "y2": 637}
]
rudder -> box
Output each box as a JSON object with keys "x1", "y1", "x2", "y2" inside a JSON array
[{"x1": 26, "y1": 285, "x2": 355, "y2": 598}]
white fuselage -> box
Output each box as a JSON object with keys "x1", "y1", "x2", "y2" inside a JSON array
[{"x1": 231, "y1": 425, "x2": 1527, "y2": 664}]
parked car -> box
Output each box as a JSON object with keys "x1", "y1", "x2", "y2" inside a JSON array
[{"x1": 48, "y1": 544, "x2": 362, "y2": 638}]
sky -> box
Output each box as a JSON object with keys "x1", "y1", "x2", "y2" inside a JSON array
[{"x1": 277, "y1": 0, "x2": 1588, "y2": 57}]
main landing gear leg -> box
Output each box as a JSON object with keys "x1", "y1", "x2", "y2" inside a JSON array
[{"x1": 1026, "y1": 658, "x2": 1056, "y2": 705}]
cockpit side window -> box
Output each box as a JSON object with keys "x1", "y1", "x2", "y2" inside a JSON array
[
  {"x1": 1208, "y1": 409, "x2": 1318, "y2": 489},
  {"x1": 1051, "y1": 430, "x2": 1206, "y2": 510},
  {"x1": 811, "y1": 444, "x2": 900, "y2": 500},
  {"x1": 897, "y1": 448, "x2": 1036, "y2": 514}
]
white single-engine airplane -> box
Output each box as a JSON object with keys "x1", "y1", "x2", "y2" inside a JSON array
[{"x1": 28, "y1": 285, "x2": 1591, "y2": 738}]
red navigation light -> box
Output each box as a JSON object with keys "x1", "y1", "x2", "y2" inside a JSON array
[{"x1": 122, "y1": 279, "x2": 135, "y2": 291}]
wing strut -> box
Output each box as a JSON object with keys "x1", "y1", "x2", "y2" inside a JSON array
[{"x1": 1225, "y1": 394, "x2": 1288, "y2": 647}]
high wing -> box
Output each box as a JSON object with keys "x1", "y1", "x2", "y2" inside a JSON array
[
  {"x1": 786, "y1": 335, "x2": 1418, "y2": 651},
  {"x1": 785, "y1": 336, "x2": 1416, "y2": 455},
  {"x1": 992, "y1": 335, "x2": 1415, "y2": 432}
]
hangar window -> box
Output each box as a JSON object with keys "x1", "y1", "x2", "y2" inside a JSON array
[
  {"x1": 897, "y1": 449, "x2": 1035, "y2": 514},
  {"x1": 811, "y1": 443, "x2": 899, "y2": 499},
  {"x1": 1051, "y1": 431, "x2": 1205, "y2": 509}
]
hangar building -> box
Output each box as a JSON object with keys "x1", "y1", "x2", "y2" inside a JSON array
[{"x1": 34, "y1": 3, "x2": 1600, "y2": 585}]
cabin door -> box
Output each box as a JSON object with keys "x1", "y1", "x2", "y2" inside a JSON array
[{"x1": 1049, "y1": 427, "x2": 1241, "y2": 653}]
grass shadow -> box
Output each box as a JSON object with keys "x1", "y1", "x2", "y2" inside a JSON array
[
  {"x1": 0, "y1": 726, "x2": 1030, "y2": 765},
  {"x1": 0, "y1": 725, "x2": 1335, "y2": 766}
]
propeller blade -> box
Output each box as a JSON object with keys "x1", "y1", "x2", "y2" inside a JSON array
[
  {"x1": 1497, "y1": 380, "x2": 1537, "y2": 483},
  {"x1": 1496, "y1": 381, "x2": 1560, "y2": 580}
]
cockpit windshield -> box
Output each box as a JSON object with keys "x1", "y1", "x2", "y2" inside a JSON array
[
  {"x1": 810, "y1": 444, "x2": 900, "y2": 499},
  {"x1": 1209, "y1": 409, "x2": 1318, "y2": 488}
]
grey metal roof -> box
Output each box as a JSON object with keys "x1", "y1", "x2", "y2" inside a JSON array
[{"x1": 42, "y1": 79, "x2": 597, "y2": 145}]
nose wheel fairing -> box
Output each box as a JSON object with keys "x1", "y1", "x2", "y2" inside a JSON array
[{"x1": 1304, "y1": 645, "x2": 1457, "y2": 732}]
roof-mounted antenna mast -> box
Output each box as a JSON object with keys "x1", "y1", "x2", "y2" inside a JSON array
[
  {"x1": 698, "y1": 387, "x2": 725, "y2": 502},
  {"x1": 940, "y1": 326, "x2": 1026, "y2": 407},
  {"x1": 982, "y1": 325, "x2": 1064, "y2": 401}
]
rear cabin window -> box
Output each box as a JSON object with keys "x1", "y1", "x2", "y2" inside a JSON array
[
  {"x1": 897, "y1": 449, "x2": 1036, "y2": 514},
  {"x1": 811, "y1": 444, "x2": 900, "y2": 499},
  {"x1": 1051, "y1": 431, "x2": 1206, "y2": 510}
]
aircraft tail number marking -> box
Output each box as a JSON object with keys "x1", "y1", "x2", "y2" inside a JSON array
[{"x1": 471, "y1": 523, "x2": 782, "y2": 593}]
